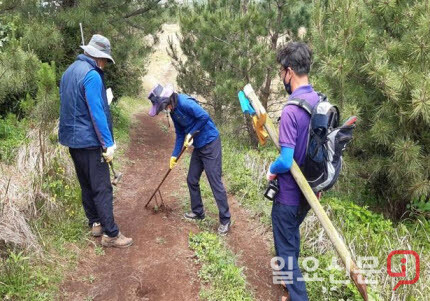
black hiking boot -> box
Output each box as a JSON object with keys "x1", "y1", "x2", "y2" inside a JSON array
[{"x1": 184, "y1": 212, "x2": 205, "y2": 220}]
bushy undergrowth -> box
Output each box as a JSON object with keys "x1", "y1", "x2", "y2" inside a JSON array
[
  {"x1": 0, "y1": 151, "x2": 87, "y2": 300},
  {"x1": 0, "y1": 96, "x2": 141, "y2": 300},
  {"x1": 0, "y1": 114, "x2": 27, "y2": 163}
]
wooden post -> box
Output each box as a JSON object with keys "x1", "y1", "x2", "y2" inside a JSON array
[{"x1": 243, "y1": 84, "x2": 368, "y2": 301}]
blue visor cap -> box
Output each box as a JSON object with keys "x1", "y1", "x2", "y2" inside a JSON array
[{"x1": 148, "y1": 84, "x2": 174, "y2": 116}]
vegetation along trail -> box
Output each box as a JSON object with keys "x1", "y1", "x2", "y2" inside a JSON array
[{"x1": 2, "y1": 1, "x2": 430, "y2": 299}]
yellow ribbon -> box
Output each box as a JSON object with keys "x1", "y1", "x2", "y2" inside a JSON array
[{"x1": 252, "y1": 114, "x2": 269, "y2": 145}]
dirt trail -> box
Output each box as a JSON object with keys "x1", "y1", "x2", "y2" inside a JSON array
[
  {"x1": 61, "y1": 113, "x2": 201, "y2": 301},
  {"x1": 61, "y1": 24, "x2": 284, "y2": 301},
  {"x1": 226, "y1": 200, "x2": 285, "y2": 300}
]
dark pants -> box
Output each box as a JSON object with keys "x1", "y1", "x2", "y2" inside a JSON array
[
  {"x1": 187, "y1": 137, "x2": 231, "y2": 225},
  {"x1": 272, "y1": 201, "x2": 310, "y2": 301},
  {"x1": 69, "y1": 148, "x2": 119, "y2": 237}
]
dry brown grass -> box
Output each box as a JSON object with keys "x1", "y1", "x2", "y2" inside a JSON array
[{"x1": 0, "y1": 125, "x2": 74, "y2": 251}]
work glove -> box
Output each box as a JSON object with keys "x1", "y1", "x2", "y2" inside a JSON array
[
  {"x1": 266, "y1": 165, "x2": 277, "y2": 181},
  {"x1": 183, "y1": 133, "x2": 194, "y2": 149},
  {"x1": 102, "y1": 144, "x2": 117, "y2": 163},
  {"x1": 106, "y1": 88, "x2": 114, "y2": 106},
  {"x1": 170, "y1": 156, "x2": 177, "y2": 169}
]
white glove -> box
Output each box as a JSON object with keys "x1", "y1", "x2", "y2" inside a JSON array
[
  {"x1": 102, "y1": 143, "x2": 117, "y2": 163},
  {"x1": 183, "y1": 133, "x2": 194, "y2": 149},
  {"x1": 266, "y1": 165, "x2": 277, "y2": 181},
  {"x1": 106, "y1": 88, "x2": 114, "y2": 105}
]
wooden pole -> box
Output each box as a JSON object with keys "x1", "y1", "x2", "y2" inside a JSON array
[
  {"x1": 79, "y1": 23, "x2": 85, "y2": 46},
  {"x1": 243, "y1": 84, "x2": 368, "y2": 301}
]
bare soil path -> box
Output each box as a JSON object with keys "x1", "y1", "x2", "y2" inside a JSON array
[
  {"x1": 226, "y1": 199, "x2": 285, "y2": 300},
  {"x1": 61, "y1": 113, "x2": 201, "y2": 301},
  {"x1": 61, "y1": 23, "x2": 284, "y2": 301}
]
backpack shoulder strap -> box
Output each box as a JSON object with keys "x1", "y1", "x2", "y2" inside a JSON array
[
  {"x1": 317, "y1": 92, "x2": 328, "y2": 103},
  {"x1": 286, "y1": 98, "x2": 313, "y2": 115}
]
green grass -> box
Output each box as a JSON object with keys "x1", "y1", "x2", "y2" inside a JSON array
[
  {"x1": 179, "y1": 154, "x2": 255, "y2": 300},
  {"x1": 1, "y1": 163, "x2": 88, "y2": 300},
  {"x1": 0, "y1": 113, "x2": 28, "y2": 163},
  {"x1": 0, "y1": 251, "x2": 57, "y2": 300},
  {"x1": 0, "y1": 96, "x2": 144, "y2": 300},
  {"x1": 189, "y1": 232, "x2": 253, "y2": 301},
  {"x1": 111, "y1": 96, "x2": 147, "y2": 151}
]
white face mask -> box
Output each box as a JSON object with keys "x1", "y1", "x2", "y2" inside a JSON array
[{"x1": 162, "y1": 108, "x2": 171, "y2": 114}]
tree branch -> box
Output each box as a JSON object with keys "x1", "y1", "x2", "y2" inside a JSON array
[
  {"x1": 124, "y1": 19, "x2": 145, "y2": 31},
  {"x1": 123, "y1": 0, "x2": 161, "y2": 19},
  {"x1": 0, "y1": 3, "x2": 18, "y2": 15}
]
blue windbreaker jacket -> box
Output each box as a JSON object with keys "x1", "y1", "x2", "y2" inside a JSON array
[{"x1": 170, "y1": 94, "x2": 219, "y2": 157}]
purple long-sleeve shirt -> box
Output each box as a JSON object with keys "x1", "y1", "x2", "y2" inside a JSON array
[{"x1": 276, "y1": 85, "x2": 319, "y2": 205}]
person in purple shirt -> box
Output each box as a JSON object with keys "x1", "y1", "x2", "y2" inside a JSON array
[{"x1": 266, "y1": 42, "x2": 317, "y2": 300}]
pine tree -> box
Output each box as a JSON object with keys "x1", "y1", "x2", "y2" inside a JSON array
[
  {"x1": 0, "y1": 46, "x2": 41, "y2": 115},
  {"x1": 0, "y1": 0, "x2": 166, "y2": 117},
  {"x1": 170, "y1": 0, "x2": 309, "y2": 145},
  {"x1": 53, "y1": 0, "x2": 165, "y2": 96},
  {"x1": 310, "y1": 0, "x2": 430, "y2": 218},
  {"x1": 169, "y1": 0, "x2": 310, "y2": 133}
]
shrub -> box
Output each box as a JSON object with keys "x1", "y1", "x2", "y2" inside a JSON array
[
  {"x1": 310, "y1": 0, "x2": 430, "y2": 218},
  {"x1": 0, "y1": 46, "x2": 41, "y2": 116},
  {"x1": 0, "y1": 113, "x2": 27, "y2": 163},
  {"x1": 20, "y1": 21, "x2": 64, "y2": 64}
]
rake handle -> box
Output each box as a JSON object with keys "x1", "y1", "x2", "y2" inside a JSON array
[
  {"x1": 145, "y1": 131, "x2": 200, "y2": 207},
  {"x1": 109, "y1": 161, "x2": 118, "y2": 177}
]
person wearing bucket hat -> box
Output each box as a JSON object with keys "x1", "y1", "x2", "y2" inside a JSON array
[
  {"x1": 80, "y1": 34, "x2": 115, "y2": 64},
  {"x1": 148, "y1": 84, "x2": 232, "y2": 235},
  {"x1": 59, "y1": 34, "x2": 132, "y2": 248}
]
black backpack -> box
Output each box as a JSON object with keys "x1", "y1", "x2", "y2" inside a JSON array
[{"x1": 286, "y1": 93, "x2": 356, "y2": 192}]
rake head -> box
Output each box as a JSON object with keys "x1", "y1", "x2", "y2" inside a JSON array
[{"x1": 145, "y1": 189, "x2": 171, "y2": 214}]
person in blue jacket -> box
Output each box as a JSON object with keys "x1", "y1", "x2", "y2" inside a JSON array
[
  {"x1": 59, "y1": 34, "x2": 132, "y2": 248},
  {"x1": 148, "y1": 84, "x2": 232, "y2": 235}
]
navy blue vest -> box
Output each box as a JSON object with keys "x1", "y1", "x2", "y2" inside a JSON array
[{"x1": 59, "y1": 54, "x2": 113, "y2": 148}]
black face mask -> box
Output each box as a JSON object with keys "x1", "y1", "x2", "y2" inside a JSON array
[{"x1": 283, "y1": 71, "x2": 292, "y2": 95}]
